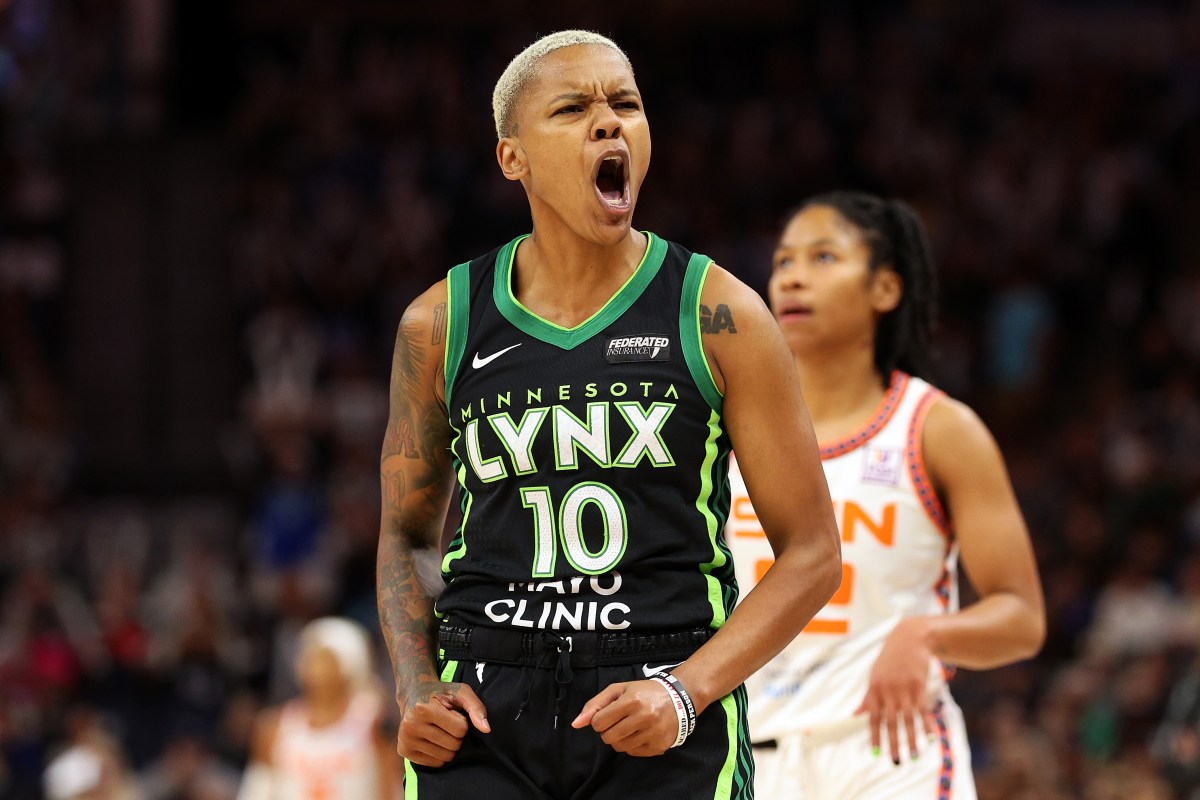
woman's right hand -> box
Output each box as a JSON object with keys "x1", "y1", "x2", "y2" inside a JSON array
[{"x1": 396, "y1": 679, "x2": 490, "y2": 767}]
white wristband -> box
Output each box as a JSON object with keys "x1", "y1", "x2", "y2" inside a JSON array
[
  {"x1": 651, "y1": 676, "x2": 689, "y2": 748},
  {"x1": 652, "y1": 670, "x2": 697, "y2": 737}
]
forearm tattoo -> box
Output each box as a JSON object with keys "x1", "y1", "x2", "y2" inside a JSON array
[{"x1": 378, "y1": 309, "x2": 454, "y2": 703}]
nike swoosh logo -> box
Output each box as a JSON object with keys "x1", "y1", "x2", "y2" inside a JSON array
[
  {"x1": 642, "y1": 661, "x2": 682, "y2": 678},
  {"x1": 472, "y1": 343, "x2": 522, "y2": 369}
]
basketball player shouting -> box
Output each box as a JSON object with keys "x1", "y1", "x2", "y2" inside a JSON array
[
  {"x1": 376, "y1": 31, "x2": 841, "y2": 800},
  {"x1": 727, "y1": 192, "x2": 1045, "y2": 799}
]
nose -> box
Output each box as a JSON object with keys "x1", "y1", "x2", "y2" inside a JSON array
[
  {"x1": 774, "y1": 263, "x2": 807, "y2": 289},
  {"x1": 593, "y1": 106, "x2": 622, "y2": 140}
]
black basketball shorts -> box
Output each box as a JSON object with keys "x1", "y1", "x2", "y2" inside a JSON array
[{"x1": 402, "y1": 627, "x2": 754, "y2": 799}]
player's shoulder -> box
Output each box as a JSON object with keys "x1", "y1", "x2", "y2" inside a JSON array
[
  {"x1": 404, "y1": 279, "x2": 449, "y2": 320},
  {"x1": 922, "y1": 390, "x2": 1003, "y2": 479},
  {"x1": 697, "y1": 262, "x2": 774, "y2": 332},
  {"x1": 396, "y1": 279, "x2": 450, "y2": 344},
  {"x1": 924, "y1": 391, "x2": 990, "y2": 443}
]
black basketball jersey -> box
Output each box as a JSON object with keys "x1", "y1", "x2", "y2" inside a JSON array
[{"x1": 437, "y1": 232, "x2": 737, "y2": 635}]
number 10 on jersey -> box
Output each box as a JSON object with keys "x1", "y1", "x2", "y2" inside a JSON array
[{"x1": 520, "y1": 482, "x2": 629, "y2": 576}]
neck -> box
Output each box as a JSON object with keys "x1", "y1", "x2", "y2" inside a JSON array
[
  {"x1": 512, "y1": 216, "x2": 647, "y2": 326},
  {"x1": 794, "y1": 344, "x2": 886, "y2": 429},
  {"x1": 305, "y1": 687, "x2": 352, "y2": 727},
  {"x1": 531, "y1": 213, "x2": 646, "y2": 269}
]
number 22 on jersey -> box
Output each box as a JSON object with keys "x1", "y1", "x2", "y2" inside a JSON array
[{"x1": 731, "y1": 497, "x2": 896, "y2": 635}]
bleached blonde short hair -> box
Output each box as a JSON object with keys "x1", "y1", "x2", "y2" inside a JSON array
[{"x1": 492, "y1": 30, "x2": 632, "y2": 139}]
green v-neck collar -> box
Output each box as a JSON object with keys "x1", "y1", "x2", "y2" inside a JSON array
[{"x1": 493, "y1": 232, "x2": 667, "y2": 350}]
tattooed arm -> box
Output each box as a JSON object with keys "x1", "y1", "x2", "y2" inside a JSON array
[
  {"x1": 378, "y1": 281, "x2": 490, "y2": 767},
  {"x1": 677, "y1": 265, "x2": 841, "y2": 711},
  {"x1": 573, "y1": 266, "x2": 839, "y2": 758}
]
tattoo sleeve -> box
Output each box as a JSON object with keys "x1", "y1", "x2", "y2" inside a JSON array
[{"x1": 377, "y1": 305, "x2": 454, "y2": 707}]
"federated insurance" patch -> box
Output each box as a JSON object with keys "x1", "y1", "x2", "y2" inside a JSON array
[{"x1": 605, "y1": 334, "x2": 672, "y2": 364}]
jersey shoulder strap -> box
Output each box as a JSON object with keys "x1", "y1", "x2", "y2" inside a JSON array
[
  {"x1": 679, "y1": 252, "x2": 723, "y2": 413},
  {"x1": 443, "y1": 260, "x2": 472, "y2": 403}
]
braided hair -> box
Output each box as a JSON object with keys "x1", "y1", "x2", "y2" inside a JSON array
[{"x1": 790, "y1": 191, "x2": 938, "y2": 386}]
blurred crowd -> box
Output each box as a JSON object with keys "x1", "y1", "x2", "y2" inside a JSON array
[{"x1": 2, "y1": 1, "x2": 1200, "y2": 798}]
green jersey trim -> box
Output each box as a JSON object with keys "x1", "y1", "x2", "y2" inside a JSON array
[
  {"x1": 731, "y1": 686, "x2": 755, "y2": 798},
  {"x1": 440, "y1": 459, "x2": 472, "y2": 577},
  {"x1": 444, "y1": 262, "x2": 472, "y2": 405},
  {"x1": 680, "y1": 255, "x2": 724, "y2": 412},
  {"x1": 404, "y1": 760, "x2": 418, "y2": 799},
  {"x1": 714, "y1": 692, "x2": 739, "y2": 799},
  {"x1": 493, "y1": 232, "x2": 668, "y2": 350},
  {"x1": 697, "y1": 408, "x2": 730, "y2": 628},
  {"x1": 404, "y1": 660, "x2": 457, "y2": 800}
]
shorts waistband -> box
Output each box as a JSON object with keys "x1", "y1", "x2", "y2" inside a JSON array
[
  {"x1": 751, "y1": 716, "x2": 868, "y2": 751},
  {"x1": 437, "y1": 621, "x2": 716, "y2": 668},
  {"x1": 751, "y1": 699, "x2": 948, "y2": 750}
]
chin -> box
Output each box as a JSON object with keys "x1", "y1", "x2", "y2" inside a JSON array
[
  {"x1": 576, "y1": 210, "x2": 635, "y2": 247},
  {"x1": 597, "y1": 218, "x2": 634, "y2": 243}
]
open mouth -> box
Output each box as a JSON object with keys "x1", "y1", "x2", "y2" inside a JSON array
[{"x1": 594, "y1": 154, "x2": 630, "y2": 211}]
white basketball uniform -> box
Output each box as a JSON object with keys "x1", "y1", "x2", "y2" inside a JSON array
[
  {"x1": 728, "y1": 372, "x2": 976, "y2": 800},
  {"x1": 272, "y1": 692, "x2": 383, "y2": 800}
]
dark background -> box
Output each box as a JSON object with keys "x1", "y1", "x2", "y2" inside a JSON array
[{"x1": 3, "y1": 1, "x2": 1200, "y2": 798}]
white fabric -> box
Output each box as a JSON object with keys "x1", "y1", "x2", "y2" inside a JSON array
[
  {"x1": 728, "y1": 373, "x2": 959, "y2": 738},
  {"x1": 270, "y1": 693, "x2": 382, "y2": 800},
  {"x1": 43, "y1": 746, "x2": 103, "y2": 800},
  {"x1": 752, "y1": 690, "x2": 977, "y2": 800},
  {"x1": 235, "y1": 763, "x2": 276, "y2": 800}
]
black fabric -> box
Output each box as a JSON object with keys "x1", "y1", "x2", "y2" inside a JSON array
[
  {"x1": 406, "y1": 657, "x2": 752, "y2": 800},
  {"x1": 438, "y1": 621, "x2": 716, "y2": 668},
  {"x1": 437, "y1": 234, "x2": 737, "y2": 636}
]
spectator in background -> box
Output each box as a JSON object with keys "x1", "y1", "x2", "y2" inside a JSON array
[
  {"x1": 138, "y1": 728, "x2": 239, "y2": 800},
  {"x1": 237, "y1": 617, "x2": 397, "y2": 800},
  {"x1": 1154, "y1": 655, "x2": 1200, "y2": 800},
  {"x1": 42, "y1": 707, "x2": 142, "y2": 800}
]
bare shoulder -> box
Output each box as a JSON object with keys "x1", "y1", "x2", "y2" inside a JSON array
[
  {"x1": 924, "y1": 394, "x2": 996, "y2": 452},
  {"x1": 923, "y1": 393, "x2": 1007, "y2": 488},
  {"x1": 390, "y1": 279, "x2": 450, "y2": 400},
  {"x1": 696, "y1": 264, "x2": 782, "y2": 394},
  {"x1": 398, "y1": 279, "x2": 449, "y2": 339},
  {"x1": 697, "y1": 263, "x2": 774, "y2": 334}
]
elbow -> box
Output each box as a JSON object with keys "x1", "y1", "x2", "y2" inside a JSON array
[
  {"x1": 769, "y1": 519, "x2": 842, "y2": 604},
  {"x1": 1018, "y1": 608, "x2": 1047, "y2": 661},
  {"x1": 816, "y1": 539, "x2": 843, "y2": 607},
  {"x1": 995, "y1": 602, "x2": 1047, "y2": 664},
  {"x1": 1009, "y1": 592, "x2": 1047, "y2": 661}
]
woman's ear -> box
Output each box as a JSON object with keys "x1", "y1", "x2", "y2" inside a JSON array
[
  {"x1": 496, "y1": 138, "x2": 528, "y2": 181},
  {"x1": 871, "y1": 267, "x2": 903, "y2": 314}
]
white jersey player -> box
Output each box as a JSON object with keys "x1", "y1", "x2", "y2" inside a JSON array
[
  {"x1": 728, "y1": 192, "x2": 1044, "y2": 799},
  {"x1": 238, "y1": 617, "x2": 398, "y2": 800}
]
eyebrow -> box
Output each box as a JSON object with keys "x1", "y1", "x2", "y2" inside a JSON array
[
  {"x1": 547, "y1": 87, "x2": 641, "y2": 105},
  {"x1": 776, "y1": 237, "x2": 839, "y2": 252}
]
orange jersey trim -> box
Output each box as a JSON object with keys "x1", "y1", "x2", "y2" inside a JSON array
[
  {"x1": 906, "y1": 386, "x2": 951, "y2": 537},
  {"x1": 818, "y1": 371, "x2": 910, "y2": 461}
]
